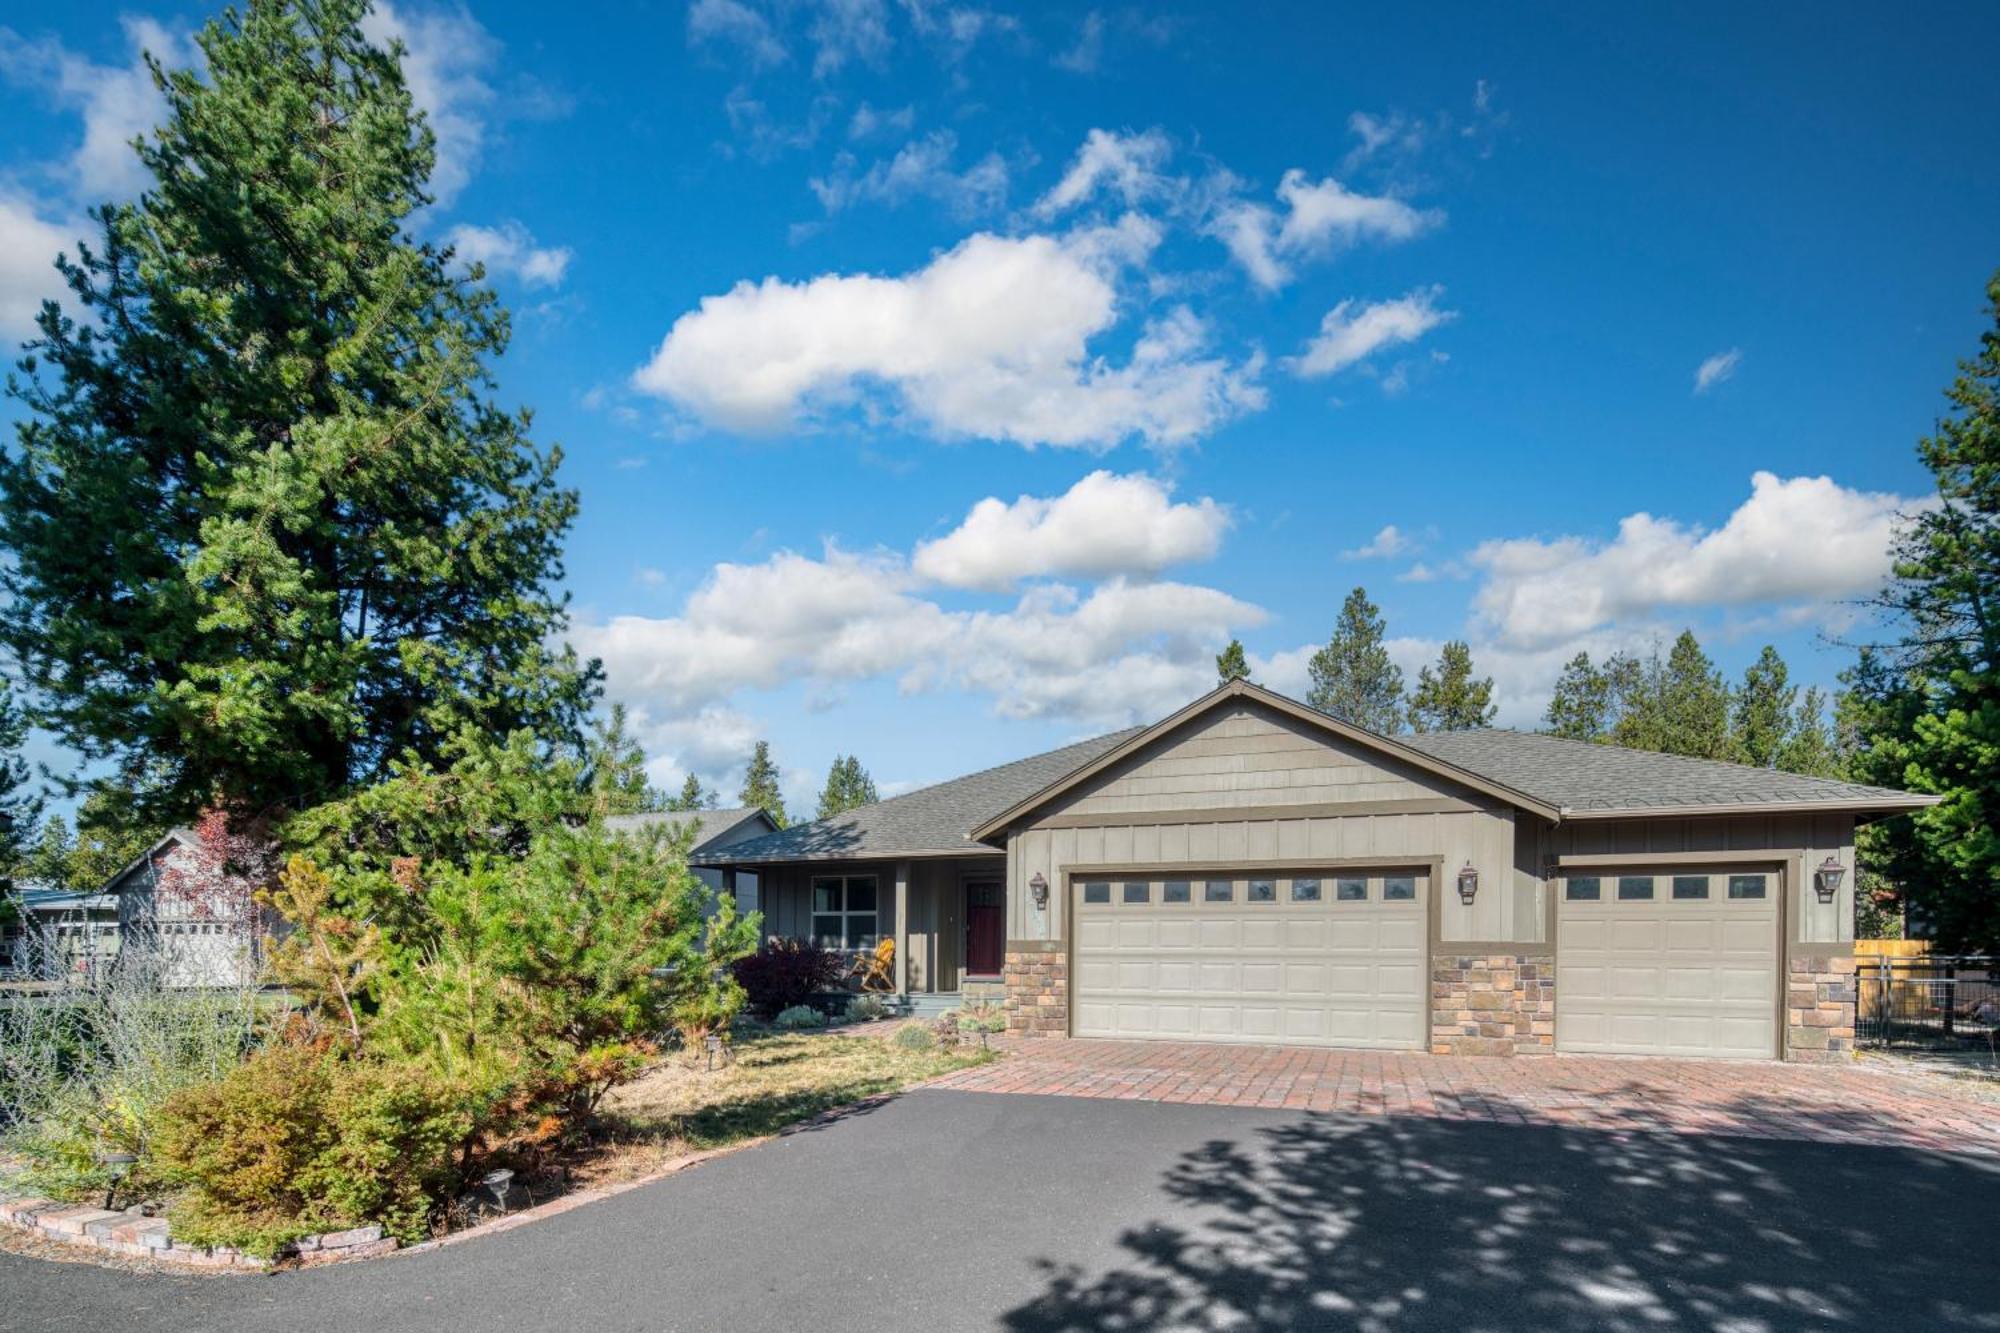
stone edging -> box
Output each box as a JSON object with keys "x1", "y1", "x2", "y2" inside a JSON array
[{"x1": 0, "y1": 1089, "x2": 915, "y2": 1275}]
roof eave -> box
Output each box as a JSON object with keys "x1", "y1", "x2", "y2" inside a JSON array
[
  {"x1": 1558, "y1": 794, "x2": 1943, "y2": 821},
  {"x1": 690, "y1": 845, "x2": 1004, "y2": 869}
]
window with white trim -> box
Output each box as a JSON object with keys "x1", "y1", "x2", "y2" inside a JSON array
[{"x1": 811, "y1": 875, "x2": 879, "y2": 950}]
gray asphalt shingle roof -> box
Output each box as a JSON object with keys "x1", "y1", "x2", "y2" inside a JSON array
[
  {"x1": 1398, "y1": 728, "x2": 1925, "y2": 814},
  {"x1": 693, "y1": 729, "x2": 1144, "y2": 865},
  {"x1": 605, "y1": 807, "x2": 774, "y2": 852},
  {"x1": 697, "y1": 689, "x2": 1930, "y2": 867}
]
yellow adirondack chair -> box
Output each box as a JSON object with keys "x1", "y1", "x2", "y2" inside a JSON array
[{"x1": 851, "y1": 938, "x2": 896, "y2": 993}]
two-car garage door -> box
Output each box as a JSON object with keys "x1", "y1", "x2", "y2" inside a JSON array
[
  {"x1": 1556, "y1": 864, "x2": 1781, "y2": 1059},
  {"x1": 1071, "y1": 868, "x2": 1428, "y2": 1049}
]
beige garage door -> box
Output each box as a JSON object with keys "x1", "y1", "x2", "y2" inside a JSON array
[
  {"x1": 1071, "y1": 869, "x2": 1428, "y2": 1049},
  {"x1": 1556, "y1": 866, "x2": 1780, "y2": 1059}
]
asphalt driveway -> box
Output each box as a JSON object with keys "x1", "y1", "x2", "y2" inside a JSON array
[{"x1": 4, "y1": 1087, "x2": 1999, "y2": 1332}]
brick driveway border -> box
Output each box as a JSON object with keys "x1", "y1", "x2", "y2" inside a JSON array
[{"x1": 930, "y1": 1039, "x2": 2000, "y2": 1156}]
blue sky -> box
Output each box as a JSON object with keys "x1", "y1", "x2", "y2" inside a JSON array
[{"x1": 2, "y1": 2, "x2": 1996, "y2": 814}]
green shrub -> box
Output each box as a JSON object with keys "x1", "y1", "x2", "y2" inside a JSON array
[
  {"x1": 844, "y1": 994, "x2": 888, "y2": 1022},
  {"x1": 152, "y1": 1044, "x2": 471, "y2": 1257},
  {"x1": 772, "y1": 1004, "x2": 827, "y2": 1030},
  {"x1": 890, "y1": 1021, "x2": 937, "y2": 1052}
]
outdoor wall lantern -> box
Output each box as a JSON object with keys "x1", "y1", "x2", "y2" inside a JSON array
[
  {"x1": 1456, "y1": 862, "x2": 1479, "y2": 906},
  {"x1": 1814, "y1": 855, "x2": 1846, "y2": 904},
  {"x1": 1029, "y1": 872, "x2": 1050, "y2": 910}
]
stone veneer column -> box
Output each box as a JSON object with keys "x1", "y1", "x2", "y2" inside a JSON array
[
  {"x1": 1003, "y1": 940, "x2": 1068, "y2": 1038},
  {"x1": 1785, "y1": 955, "x2": 1857, "y2": 1062},
  {"x1": 1430, "y1": 953, "x2": 1556, "y2": 1056}
]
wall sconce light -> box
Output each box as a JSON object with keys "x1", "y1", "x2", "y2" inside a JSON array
[
  {"x1": 1029, "y1": 872, "x2": 1049, "y2": 910},
  {"x1": 1456, "y1": 862, "x2": 1479, "y2": 906},
  {"x1": 1813, "y1": 855, "x2": 1846, "y2": 904}
]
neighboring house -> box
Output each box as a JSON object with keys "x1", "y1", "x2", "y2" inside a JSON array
[
  {"x1": 0, "y1": 885, "x2": 122, "y2": 980},
  {"x1": 605, "y1": 806, "x2": 781, "y2": 916},
  {"x1": 101, "y1": 827, "x2": 266, "y2": 989},
  {"x1": 695, "y1": 680, "x2": 1935, "y2": 1063}
]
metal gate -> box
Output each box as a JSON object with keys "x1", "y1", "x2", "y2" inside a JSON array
[{"x1": 1855, "y1": 955, "x2": 2000, "y2": 1051}]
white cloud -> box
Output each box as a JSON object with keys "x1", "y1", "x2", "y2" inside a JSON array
[
  {"x1": 0, "y1": 195, "x2": 82, "y2": 339},
  {"x1": 810, "y1": 130, "x2": 1008, "y2": 218},
  {"x1": 847, "y1": 101, "x2": 913, "y2": 139},
  {"x1": 1292, "y1": 286, "x2": 1455, "y2": 379},
  {"x1": 1053, "y1": 10, "x2": 1106, "y2": 73},
  {"x1": 1344, "y1": 109, "x2": 1429, "y2": 170},
  {"x1": 913, "y1": 471, "x2": 1231, "y2": 591},
  {"x1": 573, "y1": 546, "x2": 1266, "y2": 730},
  {"x1": 0, "y1": 16, "x2": 190, "y2": 201},
  {"x1": 808, "y1": 0, "x2": 892, "y2": 76},
  {"x1": 631, "y1": 219, "x2": 1266, "y2": 449},
  {"x1": 1343, "y1": 524, "x2": 1415, "y2": 560},
  {"x1": 687, "y1": 0, "x2": 790, "y2": 69},
  {"x1": 359, "y1": 2, "x2": 499, "y2": 208},
  {"x1": 1212, "y1": 169, "x2": 1440, "y2": 291},
  {"x1": 442, "y1": 220, "x2": 572, "y2": 287},
  {"x1": 1694, "y1": 347, "x2": 1742, "y2": 395},
  {"x1": 1469, "y1": 471, "x2": 1919, "y2": 651},
  {"x1": 1033, "y1": 128, "x2": 1176, "y2": 217}
]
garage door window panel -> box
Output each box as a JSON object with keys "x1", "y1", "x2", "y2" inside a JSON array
[
  {"x1": 1123, "y1": 881, "x2": 1151, "y2": 905},
  {"x1": 1204, "y1": 880, "x2": 1233, "y2": 903},
  {"x1": 1382, "y1": 876, "x2": 1416, "y2": 902},
  {"x1": 1082, "y1": 881, "x2": 1110, "y2": 904},
  {"x1": 1291, "y1": 878, "x2": 1321, "y2": 902},
  {"x1": 1672, "y1": 875, "x2": 1710, "y2": 900},
  {"x1": 1727, "y1": 874, "x2": 1767, "y2": 900},
  {"x1": 1247, "y1": 879, "x2": 1276, "y2": 903},
  {"x1": 1163, "y1": 880, "x2": 1192, "y2": 903},
  {"x1": 1335, "y1": 877, "x2": 1367, "y2": 902},
  {"x1": 1565, "y1": 877, "x2": 1602, "y2": 901},
  {"x1": 1617, "y1": 876, "x2": 1655, "y2": 901}
]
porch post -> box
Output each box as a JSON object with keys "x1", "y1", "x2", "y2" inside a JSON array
[
  {"x1": 720, "y1": 867, "x2": 737, "y2": 905},
  {"x1": 893, "y1": 860, "x2": 910, "y2": 996}
]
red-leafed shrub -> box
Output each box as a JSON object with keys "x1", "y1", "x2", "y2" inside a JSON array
[{"x1": 731, "y1": 939, "x2": 845, "y2": 1018}]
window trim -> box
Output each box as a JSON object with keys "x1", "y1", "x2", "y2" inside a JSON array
[
  {"x1": 810, "y1": 874, "x2": 881, "y2": 950},
  {"x1": 1565, "y1": 876, "x2": 1602, "y2": 902},
  {"x1": 1381, "y1": 875, "x2": 1417, "y2": 902},
  {"x1": 1203, "y1": 880, "x2": 1233, "y2": 903},
  {"x1": 1671, "y1": 874, "x2": 1710, "y2": 900},
  {"x1": 1335, "y1": 876, "x2": 1369, "y2": 902},
  {"x1": 1121, "y1": 880, "x2": 1151, "y2": 905},
  {"x1": 1246, "y1": 878, "x2": 1277, "y2": 903},
  {"x1": 1616, "y1": 875, "x2": 1655, "y2": 901},
  {"x1": 1290, "y1": 877, "x2": 1321, "y2": 903}
]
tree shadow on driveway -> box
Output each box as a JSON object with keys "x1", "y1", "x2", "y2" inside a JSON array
[{"x1": 1003, "y1": 1096, "x2": 2000, "y2": 1332}]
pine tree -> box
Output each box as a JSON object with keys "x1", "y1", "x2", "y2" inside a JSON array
[
  {"x1": 739, "y1": 741, "x2": 788, "y2": 828},
  {"x1": 0, "y1": 680, "x2": 39, "y2": 876},
  {"x1": 1215, "y1": 640, "x2": 1251, "y2": 685},
  {"x1": 584, "y1": 703, "x2": 657, "y2": 817},
  {"x1": 1407, "y1": 641, "x2": 1496, "y2": 732},
  {"x1": 816, "y1": 755, "x2": 880, "y2": 820},
  {"x1": 0, "y1": 0, "x2": 595, "y2": 829},
  {"x1": 1732, "y1": 646, "x2": 1797, "y2": 767},
  {"x1": 1306, "y1": 588, "x2": 1405, "y2": 733},
  {"x1": 1777, "y1": 686, "x2": 1842, "y2": 778},
  {"x1": 1543, "y1": 652, "x2": 1611, "y2": 740},
  {"x1": 668, "y1": 772, "x2": 713, "y2": 812},
  {"x1": 1613, "y1": 633, "x2": 1732, "y2": 760},
  {"x1": 1853, "y1": 271, "x2": 2000, "y2": 951}
]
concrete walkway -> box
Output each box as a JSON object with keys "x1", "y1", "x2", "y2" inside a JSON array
[{"x1": 934, "y1": 1039, "x2": 2000, "y2": 1154}]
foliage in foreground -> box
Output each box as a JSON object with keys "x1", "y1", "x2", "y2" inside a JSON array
[
  {"x1": 152, "y1": 1042, "x2": 469, "y2": 1256},
  {"x1": 0, "y1": 922, "x2": 263, "y2": 1201}
]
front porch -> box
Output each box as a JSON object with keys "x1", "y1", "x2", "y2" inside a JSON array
[{"x1": 726, "y1": 854, "x2": 1010, "y2": 1000}]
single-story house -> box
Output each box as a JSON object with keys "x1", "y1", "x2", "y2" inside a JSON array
[
  {"x1": 0, "y1": 886, "x2": 124, "y2": 979},
  {"x1": 695, "y1": 680, "x2": 1935, "y2": 1063},
  {"x1": 606, "y1": 806, "x2": 781, "y2": 912}
]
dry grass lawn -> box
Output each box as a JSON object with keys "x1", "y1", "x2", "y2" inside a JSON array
[{"x1": 570, "y1": 1028, "x2": 997, "y2": 1186}]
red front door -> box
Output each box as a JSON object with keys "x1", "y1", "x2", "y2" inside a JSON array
[{"x1": 965, "y1": 881, "x2": 1004, "y2": 975}]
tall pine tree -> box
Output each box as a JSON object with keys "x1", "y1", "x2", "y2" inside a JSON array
[
  {"x1": 1306, "y1": 588, "x2": 1405, "y2": 734},
  {"x1": 0, "y1": 0, "x2": 595, "y2": 828},
  {"x1": 1215, "y1": 640, "x2": 1251, "y2": 685},
  {"x1": 1407, "y1": 641, "x2": 1496, "y2": 732},
  {"x1": 739, "y1": 741, "x2": 788, "y2": 828},
  {"x1": 816, "y1": 755, "x2": 880, "y2": 819},
  {"x1": 584, "y1": 703, "x2": 659, "y2": 817},
  {"x1": 0, "y1": 680, "x2": 40, "y2": 877},
  {"x1": 1543, "y1": 652, "x2": 1613, "y2": 740},
  {"x1": 1613, "y1": 633, "x2": 1732, "y2": 759},
  {"x1": 1853, "y1": 271, "x2": 2000, "y2": 951},
  {"x1": 1732, "y1": 646, "x2": 1797, "y2": 767}
]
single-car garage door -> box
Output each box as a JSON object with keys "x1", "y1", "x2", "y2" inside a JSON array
[
  {"x1": 1557, "y1": 865, "x2": 1780, "y2": 1059},
  {"x1": 1071, "y1": 868, "x2": 1428, "y2": 1049}
]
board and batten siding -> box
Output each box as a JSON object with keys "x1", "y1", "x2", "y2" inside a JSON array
[
  {"x1": 1529, "y1": 812, "x2": 1857, "y2": 946},
  {"x1": 1007, "y1": 701, "x2": 1539, "y2": 945}
]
